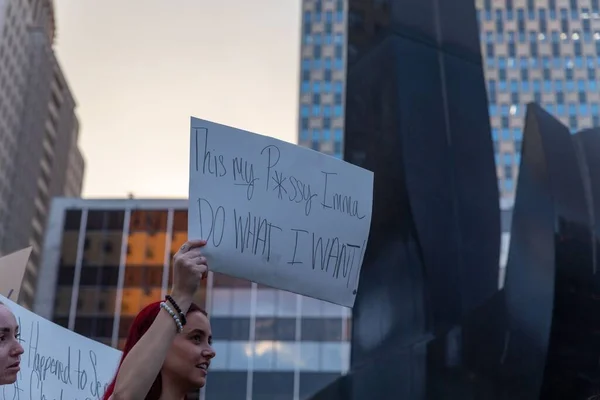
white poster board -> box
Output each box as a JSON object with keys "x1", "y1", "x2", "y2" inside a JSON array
[
  {"x1": 188, "y1": 117, "x2": 374, "y2": 308},
  {"x1": 0, "y1": 295, "x2": 122, "y2": 400}
]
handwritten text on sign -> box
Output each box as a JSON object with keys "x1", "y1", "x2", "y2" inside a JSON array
[
  {"x1": 0, "y1": 295, "x2": 122, "y2": 400},
  {"x1": 188, "y1": 118, "x2": 374, "y2": 308}
]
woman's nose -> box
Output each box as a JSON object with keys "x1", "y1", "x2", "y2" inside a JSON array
[
  {"x1": 11, "y1": 342, "x2": 24, "y2": 356},
  {"x1": 203, "y1": 347, "x2": 216, "y2": 359}
]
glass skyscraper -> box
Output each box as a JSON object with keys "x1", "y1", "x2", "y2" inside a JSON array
[
  {"x1": 297, "y1": 0, "x2": 346, "y2": 159},
  {"x1": 297, "y1": 0, "x2": 600, "y2": 206},
  {"x1": 36, "y1": 198, "x2": 350, "y2": 400},
  {"x1": 478, "y1": 0, "x2": 600, "y2": 205}
]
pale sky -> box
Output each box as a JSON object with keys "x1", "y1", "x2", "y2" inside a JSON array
[{"x1": 54, "y1": 0, "x2": 301, "y2": 198}]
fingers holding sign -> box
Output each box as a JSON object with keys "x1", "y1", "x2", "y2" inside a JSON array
[{"x1": 172, "y1": 240, "x2": 209, "y2": 298}]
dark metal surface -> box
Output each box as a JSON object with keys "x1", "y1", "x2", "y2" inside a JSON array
[{"x1": 308, "y1": 0, "x2": 600, "y2": 398}]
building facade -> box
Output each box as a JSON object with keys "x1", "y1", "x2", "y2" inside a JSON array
[
  {"x1": 36, "y1": 198, "x2": 351, "y2": 400},
  {"x1": 297, "y1": 0, "x2": 346, "y2": 159},
  {"x1": 297, "y1": 0, "x2": 600, "y2": 206},
  {"x1": 0, "y1": 0, "x2": 85, "y2": 308},
  {"x1": 478, "y1": 0, "x2": 600, "y2": 204}
]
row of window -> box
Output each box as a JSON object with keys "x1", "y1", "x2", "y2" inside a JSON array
[
  {"x1": 308, "y1": 0, "x2": 344, "y2": 13},
  {"x1": 487, "y1": 39, "x2": 600, "y2": 60},
  {"x1": 299, "y1": 128, "x2": 343, "y2": 142},
  {"x1": 303, "y1": 32, "x2": 345, "y2": 46},
  {"x1": 63, "y1": 209, "x2": 190, "y2": 232},
  {"x1": 491, "y1": 103, "x2": 600, "y2": 118},
  {"x1": 489, "y1": 79, "x2": 600, "y2": 94},
  {"x1": 300, "y1": 82, "x2": 344, "y2": 97},
  {"x1": 487, "y1": 55, "x2": 599, "y2": 69},
  {"x1": 484, "y1": 30, "x2": 600, "y2": 44},
  {"x1": 306, "y1": 43, "x2": 345, "y2": 60},
  {"x1": 211, "y1": 288, "x2": 350, "y2": 318},
  {"x1": 491, "y1": 98, "x2": 600, "y2": 121},
  {"x1": 300, "y1": 104, "x2": 344, "y2": 118},
  {"x1": 302, "y1": 56, "x2": 345, "y2": 71},
  {"x1": 482, "y1": 0, "x2": 597, "y2": 12},
  {"x1": 53, "y1": 286, "x2": 349, "y2": 319},
  {"x1": 209, "y1": 340, "x2": 350, "y2": 373},
  {"x1": 299, "y1": 118, "x2": 341, "y2": 133},
  {"x1": 303, "y1": 10, "x2": 344, "y2": 24},
  {"x1": 480, "y1": 0, "x2": 599, "y2": 21},
  {"x1": 204, "y1": 371, "x2": 341, "y2": 400},
  {"x1": 211, "y1": 316, "x2": 349, "y2": 342},
  {"x1": 494, "y1": 152, "x2": 522, "y2": 168},
  {"x1": 492, "y1": 128, "x2": 524, "y2": 142},
  {"x1": 310, "y1": 140, "x2": 343, "y2": 156},
  {"x1": 499, "y1": 177, "x2": 516, "y2": 193}
]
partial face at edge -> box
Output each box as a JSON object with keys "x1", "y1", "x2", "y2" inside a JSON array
[
  {"x1": 161, "y1": 311, "x2": 216, "y2": 389},
  {"x1": 0, "y1": 305, "x2": 24, "y2": 385}
]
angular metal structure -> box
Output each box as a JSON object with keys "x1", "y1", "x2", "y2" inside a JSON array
[{"x1": 308, "y1": 0, "x2": 600, "y2": 397}]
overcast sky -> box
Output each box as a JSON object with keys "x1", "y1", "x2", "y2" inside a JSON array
[{"x1": 54, "y1": 0, "x2": 301, "y2": 198}]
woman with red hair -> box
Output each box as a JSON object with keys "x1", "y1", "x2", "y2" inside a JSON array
[{"x1": 104, "y1": 239, "x2": 216, "y2": 400}]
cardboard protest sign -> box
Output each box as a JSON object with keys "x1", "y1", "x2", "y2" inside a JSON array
[
  {"x1": 0, "y1": 247, "x2": 32, "y2": 300},
  {"x1": 188, "y1": 117, "x2": 374, "y2": 308},
  {"x1": 0, "y1": 295, "x2": 122, "y2": 400}
]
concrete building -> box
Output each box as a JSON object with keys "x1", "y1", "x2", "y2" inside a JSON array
[
  {"x1": 37, "y1": 198, "x2": 351, "y2": 400},
  {"x1": 0, "y1": 0, "x2": 85, "y2": 308},
  {"x1": 297, "y1": 0, "x2": 600, "y2": 207}
]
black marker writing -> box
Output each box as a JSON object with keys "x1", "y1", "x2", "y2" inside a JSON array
[
  {"x1": 288, "y1": 229, "x2": 308, "y2": 265},
  {"x1": 271, "y1": 171, "x2": 287, "y2": 199},
  {"x1": 260, "y1": 145, "x2": 317, "y2": 215},
  {"x1": 75, "y1": 349, "x2": 87, "y2": 392},
  {"x1": 320, "y1": 171, "x2": 366, "y2": 220},
  {"x1": 233, "y1": 209, "x2": 282, "y2": 261},
  {"x1": 195, "y1": 128, "x2": 227, "y2": 177},
  {"x1": 232, "y1": 157, "x2": 258, "y2": 200},
  {"x1": 29, "y1": 369, "x2": 66, "y2": 400},
  {"x1": 287, "y1": 177, "x2": 317, "y2": 216},
  {"x1": 28, "y1": 322, "x2": 72, "y2": 385},
  {"x1": 261, "y1": 145, "x2": 280, "y2": 192},
  {"x1": 2, "y1": 376, "x2": 23, "y2": 400},
  {"x1": 197, "y1": 198, "x2": 226, "y2": 247},
  {"x1": 311, "y1": 233, "x2": 362, "y2": 284},
  {"x1": 89, "y1": 351, "x2": 102, "y2": 400}
]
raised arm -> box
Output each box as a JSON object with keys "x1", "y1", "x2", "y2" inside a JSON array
[{"x1": 110, "y1": 240, "x2": 208, "y2": 400}]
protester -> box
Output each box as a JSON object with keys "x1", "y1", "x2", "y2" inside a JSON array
[
  {"x1": 0, "y1": 301, "x2": 24, "y2": 386},
  {"x1": 104, "y1": 239, "x2": 216, "y2": 400}
]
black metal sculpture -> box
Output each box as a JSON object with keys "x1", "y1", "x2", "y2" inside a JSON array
[{"x1": 308, "y1": 0, "x2": 600, "y2": 398}]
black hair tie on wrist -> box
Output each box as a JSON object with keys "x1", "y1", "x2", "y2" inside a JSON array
[{"x1": 165, "y1": 295, "x2": 187, "y2": 326}]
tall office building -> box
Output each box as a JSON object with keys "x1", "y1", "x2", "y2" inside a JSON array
[
  {"x1": 36, "y1": 198, "x2": 351, "y2": 400},
  {"x1": 0, "y1": 0, "x2": 85, "y2": 308},
  {"x1": 297, "y1": 0, "x2": 346, "y2": 159},
  {"x1": 478, "y1": 0, "x2": 600, "y2": 206},
  {"x1": 297, "y1": 0, "x2": 600, "y2": 206}
]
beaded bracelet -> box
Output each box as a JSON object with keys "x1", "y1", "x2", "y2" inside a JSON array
[
  {"x1": 160, "y1": 302, "x2": 183, "y2": 333},
  {"x1": 165, "y1": 295, "x2": 187, "y2": 326}
]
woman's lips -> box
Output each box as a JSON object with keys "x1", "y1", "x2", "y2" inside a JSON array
[{"x1": 6, "y1": 362, "x2": 20, "y2": 371}]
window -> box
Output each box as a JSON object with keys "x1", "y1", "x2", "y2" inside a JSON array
[
  {"x1": 253, "y1": 372, "x2": 294, "y2": 398},
  {"x1": 205, "y1": 372, "x2": 247, "y2": 397},
  {"x1": 255, "y1": 318, "x2": 296, "y2": 341},
  {"x1": 301, "y1": 105, "x2": 309, "y2": 117},
  {"x1": 301, "y1": 318, "x2": 343, "y2": 341},
  {"x1": 211, "y1": 318, "x2": 251, "y2": 340}
]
